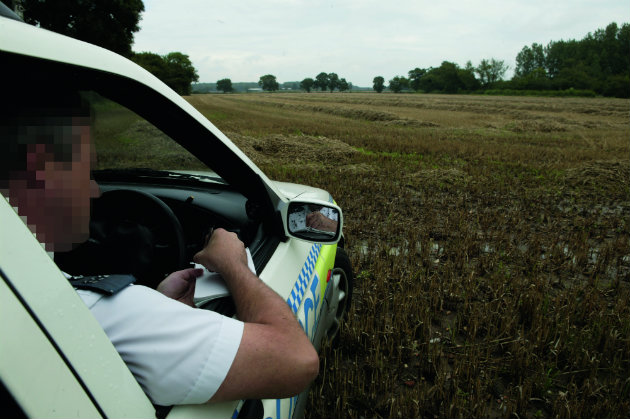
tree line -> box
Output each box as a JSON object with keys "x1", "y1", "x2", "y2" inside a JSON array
[
  {"x1": 212, "y1": 72, "x2": 354, "y2": 93},
  {"x1": 371, "y1": 22, "x2": 628, "y2": 98},
  {"x1": 216, "y1": 22, "x2": 628, "y2": 98},
  {"x1": 12, "y1": 1, "x2": 626, "y2": 98},
  {"x1": 214, "y1": 22, "x2": 627, "y2": 98}
]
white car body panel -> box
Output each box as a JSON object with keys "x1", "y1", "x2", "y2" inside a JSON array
[
  {"x1": 271, "y1": 180, "x2": 332, "y2": 201},
  {"x1": 0, "y1": 198, "x2": 156, "y2": 418}
]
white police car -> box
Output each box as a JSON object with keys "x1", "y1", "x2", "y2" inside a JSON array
[{"x1": 0, "y1": 5, "x2": 352, "y2": 419}]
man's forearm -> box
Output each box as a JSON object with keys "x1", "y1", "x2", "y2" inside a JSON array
[
  {"x1": 193, "y1": 229, "x2": 319, "y2": 401},
  {"x1": 220, "y1": 261, "x2": 301, "y2": 329}
]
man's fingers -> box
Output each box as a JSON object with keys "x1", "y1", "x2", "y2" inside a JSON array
[{"x1": 177, "y1": 267, "x2": 204, "y2": 281}]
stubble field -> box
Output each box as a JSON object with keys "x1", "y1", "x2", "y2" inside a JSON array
[
  {"x1": 99, "y1": 91, "x2": 630, "y2": 418},
  {"x1": 184, "y1": 92, "x2": 629, "y2": 419}
]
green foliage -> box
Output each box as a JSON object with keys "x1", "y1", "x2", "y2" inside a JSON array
[
  {"x1": 328, "y1": 72, "x2": 340, "y2": 92},
  {"x1": 338, "y1": 78, "x2": 350, "y2": 92},
  {"x1": 131, "y1": 52, "x2": 165, "y2": 78},
  {"x1": 483, "y1": 88, "x2": 597, "y2": 97},
  {"x1": 314, "y1": 72, "x2": 329, "y2": 91},
  {"x1": 388, "y1": 75, "x2": 409, "y2": 93},
  {"x1": 216, "y1": 78, "x2": 233, "y2": 93},
  {"x1": 414, "y1": 61, "x2": 479, "y2": 93},
  {"x1": 373, "y1": 76, "x2": 385, "y2": 93},
  {"x1": 602, "y1": 74, "x2": 630, "y2": 98},
  {"x1": 408, "y1": 67, "x2": 426, "y2": 91},
  {"x1": 300, "y1": 77, "x2": 315, "y2": 93},
  {"x1": 163, "y1": 52, "x2": 199, "y2": 95},
  {"x1": 132, "y1": 51, "x2": 199, "y2": 95},
  {"x1": 515, "y1": 42, "x2": 545, "y2": 77},
  {"x1": 191, "y1": 82, "x2": 260, "y2": 93},
  {"x1": 512, "y1": 22, "x2": 630, "y2": 97},
  {"x1": 475, "y1": 58, "x2": 509, "y2": 87},
  {"x1": 21, "y1": 0, "x2": 144, "y2": 57},
  {"x1": 258, "y1": 74, "x2": 279, "y2": 91},
  {"x1": 458, "y1": 67, "x2": 481, "y2": 91}
]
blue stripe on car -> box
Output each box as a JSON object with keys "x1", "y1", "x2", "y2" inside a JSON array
[{"x1": 286, "y1": 243, "x2": 322, "y2": 313}]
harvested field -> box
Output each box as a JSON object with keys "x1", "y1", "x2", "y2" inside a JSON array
[
  {"x1": 99, "y1": 91, "x2": 630, "y2": 418},
  {"x1": 186, "y1": 92, "x2": 629, "y2": 418}
]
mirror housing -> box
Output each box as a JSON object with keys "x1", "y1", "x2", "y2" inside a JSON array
[{"x1": 282, "y1": 199, "x2": 343, "y2": 244}]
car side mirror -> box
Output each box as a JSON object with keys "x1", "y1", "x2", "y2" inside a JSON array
[{"x1": 284, "y1": 200, "x2": 343, "y2": 244}]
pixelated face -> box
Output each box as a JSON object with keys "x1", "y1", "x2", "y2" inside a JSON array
[{"x1": 8, "y1": 117, "x2": 100, "y2": 252}]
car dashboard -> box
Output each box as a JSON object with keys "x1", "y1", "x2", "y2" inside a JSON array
[{"x1": 54, "y1": 171, "x2": 279, "y2": 292}]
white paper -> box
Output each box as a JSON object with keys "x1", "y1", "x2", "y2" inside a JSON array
[{"x1": 193, "y1": 248, "x2": 256, "y2": 299}]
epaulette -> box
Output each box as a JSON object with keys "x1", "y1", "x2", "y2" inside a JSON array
[{"x1": 69, "y1": 274, "x2": 136, "y2": 295}]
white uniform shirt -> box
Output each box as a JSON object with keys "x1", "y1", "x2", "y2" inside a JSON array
[{"x1": 76, "y1": 285, "x2": 244, "y2": 406}]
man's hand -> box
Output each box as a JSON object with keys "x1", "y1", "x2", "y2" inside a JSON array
[
  {"x1": 157, "y1": 267, "x2": 203, "y2": 307},
  {"x1": 193, "y1": 228, "x2": 247, "y2": 275},
  {"x1": 306, "y1": 211, "x2": 337, "y2": 232}
]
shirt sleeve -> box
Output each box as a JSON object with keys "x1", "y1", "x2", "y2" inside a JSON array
[{"x1": 79, "y1": 285, "x2": 244, "y2": 406}]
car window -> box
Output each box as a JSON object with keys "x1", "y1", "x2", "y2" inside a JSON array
[{"x1": 89, "y1": 93, "x2": 208, "y2": 173}]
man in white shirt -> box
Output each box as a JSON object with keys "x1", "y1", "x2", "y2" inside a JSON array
[{"x1": 1, "y1": 90, "x2": 319, "y2": 405}]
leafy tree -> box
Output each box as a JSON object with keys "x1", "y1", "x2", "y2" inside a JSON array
[
  {"x1": 514, "y1": 43, "x2": 545, "y2": 77},
  {"x1": 414, "y1": 61, "x2": 479, "y2": 93},
  {"x1": 163, "y1": 52, "x2": 199, "y2": 95},
  {"x1": 132, "y1": 52, "x2": 168, "y2": 79},
  {"x1": 408, "y1": 67, "x2": 426, "y2": 91},
  {"x1": 475, "y1": 58, "x2": 509, "y2": 87},
  {"x1": 300, "y1": 77, "x2": 314, "y2": 93},
  {"x1": 328, "y1": 73, "x2": 340, "y2": 92},
  {"x1": 458, "y1": 67, "x2": 481, "y2": 91},
  {"x1": 388, "y1": 76, "x2": 409, "y2": 93},
  {"x1": 421, "y1": 62, "x2": 460, "y2": 93},
  {"x1": 338, "y1": 78, "x2": 350, "y2": 92},
  {"x1": 216, "y1": 78, "x2": 233, "y2": 93},
  {"x1": 132, "y1": 51, "x2": 199, "y2": 95},
  {"x1": 314, "y1": 72, "x2": 329, "y2": 91},
  {"x1": 373, "y1": 76, "x2": 385, "y2": 93},
  {"x1": 439, "y1": 61, "x2": 465, "y2": 93},
  {"x1": 258, "y1": 74, "x2": 279, "y2": 92},
  {"x1": 544, "y1": 39, "x2": 579, "y2": 78},
  {"x1": 21, "y1": 0, "x2": 144, "y2": 57}
]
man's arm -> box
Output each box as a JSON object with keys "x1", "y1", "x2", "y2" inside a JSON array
[{"x1": 193, "y1": 228, "x2": 319, "y2": 402}]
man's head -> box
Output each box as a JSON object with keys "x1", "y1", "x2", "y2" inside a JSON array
[{"x1": 1, "y1": 89, "x2": 100, "y2": 252}]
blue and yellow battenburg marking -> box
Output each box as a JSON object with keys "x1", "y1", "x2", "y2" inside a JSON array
[
  {"x1": 234, "y1": 242, "x2": 337, "y2": 419},
  {"x1": 287, "y1": 243, "x2": 322, "y2": 314}
]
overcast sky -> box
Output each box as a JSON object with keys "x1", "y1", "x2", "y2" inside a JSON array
[{"x1": 133, "y1": 0, "x2": 628, "y2": 86}]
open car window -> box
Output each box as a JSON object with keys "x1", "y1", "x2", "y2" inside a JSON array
[
  {"x1": 92, "y1": 93, "x2": 206, "y2": 172},
  {"x1": 89, "y1": 93, "x2": 229, "y2": 187}
]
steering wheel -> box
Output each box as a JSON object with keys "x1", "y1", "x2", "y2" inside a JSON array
[{"x1": 55, "y1": 189, "x2": 187, "y2": 289}]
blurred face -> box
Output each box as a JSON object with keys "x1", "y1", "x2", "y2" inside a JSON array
[{"x1": 7, "y1": 118, "x2": 100, "y2": 252}]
